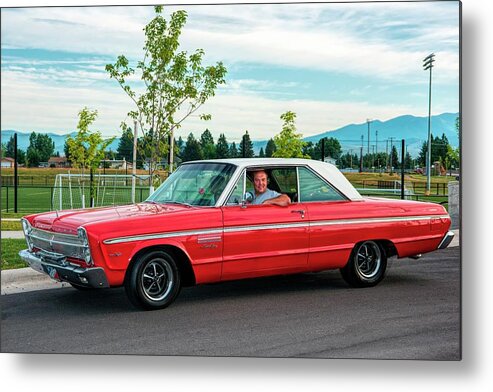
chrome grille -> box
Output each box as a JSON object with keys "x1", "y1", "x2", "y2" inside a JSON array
[{"x1": 28, "y1": 227, "x2": 86, "y2": 260}]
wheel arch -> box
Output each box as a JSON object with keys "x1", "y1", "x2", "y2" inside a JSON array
[{"x1": 125, "y1": 244, "x2": 196, "y2": 288}]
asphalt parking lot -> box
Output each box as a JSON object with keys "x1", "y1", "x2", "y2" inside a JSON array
[{"x1": 1, "y1": 244, "x2": 460, "y2": 359}]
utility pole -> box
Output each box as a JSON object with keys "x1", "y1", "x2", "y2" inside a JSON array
[
  {"x1": 132, "y1": 120, "x2": 137, "y2": 204},
  {"x1": 385, "y1": 139, "x2": 389, "y2": 172},
  {"x1": 359, "y1": 146, "x2": 363, "y2": 173},
  {"x1": 423, "y1": 53, "x2": 435, "y2": 195},
  {"x1": 401, "y1": 139, "x2": 405, "y2": 199},
  {"x1": 14, "y1": 133, "x2": 18, "y2": 213},
  {"x1": 361, "y1": 134, "x2": 364, "y2": 171},
  {"x1": 366, "y1": 119, "x2": 371, "y2": 157},
  {"x1": 389, "y1": 137, "x2": 395, "y2": 175}
]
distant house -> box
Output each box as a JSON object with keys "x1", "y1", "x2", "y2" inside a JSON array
[
  {"x1": 1, "y1": 157, "x2": 15, "y2": 168},
  {"x1": 48, "y1": 156, "x2": 69, "y2": 168},
  {"x1": 100, "y1": 159, "x2": 129, "y2": 170},
  {"x1": 323, "y1": 156, "x2": 337, "y2": 165}
]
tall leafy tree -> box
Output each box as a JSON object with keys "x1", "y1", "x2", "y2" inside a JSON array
[
  {"x1": 265, "y1": 138, "x2": 276, "y2": 157},
  {"x1": 239, "y1": 131, "x2": 254, "y2": 158},
  {"x1": 65, "y1": 108, "x2": 115, "y2": 207},
  {"x1": 26, "y1": 132, "x2": 55, "y2": 167},
  {"x1": 106, "y1": 6, "x2": 227, "y2": 174},
  {"x1": 216, "y1": 133, "x2": 229, "y2": 159},
  {"x1": 200, "y1": 129, "x2": 216, "y2": 159},
  {"x1": 272, "y1": 111, "x2": 308, "y2": 158},
  {"x1": 182, "y1": 133, "x2": 203, "y2": 162}
]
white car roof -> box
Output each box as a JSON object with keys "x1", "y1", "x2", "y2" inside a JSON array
[{"x1": 185, "y1": 158, "x2": 363, "y2": 201}]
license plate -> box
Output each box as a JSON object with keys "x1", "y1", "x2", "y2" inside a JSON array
[{"x1": 45, "y1": 266, "x2": 59, "y2": 280}]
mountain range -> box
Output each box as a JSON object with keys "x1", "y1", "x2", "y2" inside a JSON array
[{"x1": 1, "y1": 112, "x2": 458, "y2": 158}]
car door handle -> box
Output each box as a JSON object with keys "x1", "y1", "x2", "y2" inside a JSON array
[{"x1": 291, "y1": 209, "x2": 305, "y2": 219}]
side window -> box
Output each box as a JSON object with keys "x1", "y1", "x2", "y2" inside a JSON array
[
  {"x1": 226, "y1": 171, "x2": 253, "y2": 205},
  {"x1": 270, "y1": 167, "x2": 298, "y2": 202},
  {"x1": 298, "y1": 167, "x2": 345, "y2": 202}
]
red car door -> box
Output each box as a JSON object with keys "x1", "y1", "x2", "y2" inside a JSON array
[
  {"x1": 221, "y1": 203, "x2": 309, "y2": 280},
  {"x1": 220, "y1": 166, "x2": 309, "y2": 281}
]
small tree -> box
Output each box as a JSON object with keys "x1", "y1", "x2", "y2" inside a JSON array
[
  {"x1": 106, "y1": 6, "x2": 227, "y2": 176},
  {"x1": 216, "y1": 133, "x2": 230, "y2": 159},
  {"x1": 117, "y1": 126, "x2": 135, "y2": 162},
  {"x1": 273, "y1": 111, "x2": 308, "y2": 158},
  {"x1": 66, "y1": 108, "x2": 115, "y2": 207},
  {"x1": 182, "y1": 133, "x2": 203, "y2": 162},
  {"x1": 265, "y1": 138, "x2": 277, "y2": 157},
  {"x1": 229, "y1": 141, "x2": 239, "y2": 158},
  {"x1": 200, "y1": 129, "x2": 216, "y2": 159},
  {"x1": 5, "y1": 135, "x2": 26, "y2": 164},
  {"x1": 239, "y1": 131, "x2": 254, "y2": 158},
  {"x1": 26, "y1": 132, "x2": 55, "y2": 167}
]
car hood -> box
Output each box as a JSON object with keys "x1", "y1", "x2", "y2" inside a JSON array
[{"x1": 29, "y1": 203, "x2": 191, "y2": 235}]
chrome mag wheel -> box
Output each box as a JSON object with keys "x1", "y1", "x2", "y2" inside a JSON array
[
  {"x1": 141, "y1": 258, "x2": 174, "y2": 302},
  {"x1": 340, "y1": 240, "x2": 387, "y2": 287},
  {"x1": 355, "y1": 241, "x2": 382, "y2": 279}
]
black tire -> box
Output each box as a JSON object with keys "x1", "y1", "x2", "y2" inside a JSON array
[
  {"x1": 340, "y1": 240, "x2": 387, "y2": 287},
  {"x1": 125, "y1": 250, "x2": 181, "y2": 310}
]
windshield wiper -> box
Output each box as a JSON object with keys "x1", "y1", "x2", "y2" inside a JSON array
[{"x1": 160, "y1": 201, "x2": 194, "y2": 207}]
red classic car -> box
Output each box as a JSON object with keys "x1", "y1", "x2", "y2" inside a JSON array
[{"x1": 19, "y1": 158, "x2": 454, "y2": 310}]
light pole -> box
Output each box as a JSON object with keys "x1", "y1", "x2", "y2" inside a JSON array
[
  {"x1": 366, "y1": 119, "x2": 371, "y2": 157},
  {"x1": 423, "y1": 53, "x2": 435, "y2": 195}
]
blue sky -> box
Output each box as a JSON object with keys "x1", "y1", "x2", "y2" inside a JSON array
[{"x1": 1, "y1": 1, "x2": 460, "y2": 143}]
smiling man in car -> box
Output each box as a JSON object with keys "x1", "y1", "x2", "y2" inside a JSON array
[{"x1": 251, "y1": 169, "x2": 291, "y2": 206}]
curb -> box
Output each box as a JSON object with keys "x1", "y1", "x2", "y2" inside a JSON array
[
  {"x1": 1, "y1": 231, "x2": 25, "y2": 239},
  {"x1": 1, "y1": 268, "x2": 71, "y2": 295}
]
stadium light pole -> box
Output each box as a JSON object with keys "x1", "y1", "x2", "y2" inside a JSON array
[{"x1": 423, "y1": 53, "x2": 435, "y2": 196}]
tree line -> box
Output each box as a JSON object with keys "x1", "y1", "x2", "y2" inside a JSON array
[{"x1": 1, "y1": 116, "x2": 460, "y2": 172}]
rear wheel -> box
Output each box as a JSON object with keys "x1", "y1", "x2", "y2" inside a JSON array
[
  {"x1": 340, "y1": 240, "x2": 387, "y2": 287},
  {"x1": 125, "y1": 250, "x2": 181, "y2": 310}
]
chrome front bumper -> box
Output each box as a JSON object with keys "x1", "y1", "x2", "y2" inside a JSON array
[
  {"x1": 19, "y1": 249, "x2": 110, "y2": 289},
  {"x1": 437, "y1": 231, "x2": 455, "y2": 250}
]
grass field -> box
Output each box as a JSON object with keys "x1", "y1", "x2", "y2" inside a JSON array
[{"x1": 1, "y1": 239, "x2": 28, "y2": 270}]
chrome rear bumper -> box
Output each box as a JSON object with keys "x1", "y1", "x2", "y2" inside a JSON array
[
  {"x1": 19, "y1": 249, "x2": 109, "y2": 289},
  {"x1": 437, "y1": 231, "x2": 455, "y2": 250}
]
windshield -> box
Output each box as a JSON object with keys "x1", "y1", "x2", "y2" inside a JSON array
[{"x1": 147, "y1": 162, "x2": 236, "y2": 207}]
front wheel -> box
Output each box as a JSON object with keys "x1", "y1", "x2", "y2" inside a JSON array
[
  {"x1": 340, "y1": 241, "x2": 387, "y2": 287},
  {"x1": 125, "y1": 250, "x2": 181, "y2": 310}
]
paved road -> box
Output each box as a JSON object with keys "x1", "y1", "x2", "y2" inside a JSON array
[{"x1": 0, "y1": 247, "x2": 460, "y2": 359}]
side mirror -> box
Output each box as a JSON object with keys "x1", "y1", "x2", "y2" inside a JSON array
[{"x1": 241, "y1": 191, "x2": 254, "y2": 208}]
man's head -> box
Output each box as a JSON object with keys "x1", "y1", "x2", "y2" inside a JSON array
[{"x1": 253, "y1": 170, "x2": 268, "y2": 195}]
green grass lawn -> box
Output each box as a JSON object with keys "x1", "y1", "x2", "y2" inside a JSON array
[
  {"x1": 1, "y1": 239, "x2": 29, "y2": 270},
  {"x1": 1, "y1": 220, "x2": 22, "y2": 231}
]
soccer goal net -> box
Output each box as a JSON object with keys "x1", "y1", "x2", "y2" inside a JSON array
[{"x1": 53, "y1": 172, "x2": 154, "y2": 210}]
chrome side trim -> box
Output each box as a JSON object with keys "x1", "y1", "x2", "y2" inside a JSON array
[
  {"x1": 310, "y1": 215, "x2": 450, "y2": 227},
  {"x1": 102, "y1": 215, "x2": 450, "y2": 245},
  {"x1": 224, "y1": 221, "x2": 308, "y2": 233},
  {"x1": 103, "y1": 228, "x2": 223, "y2": 245}
]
